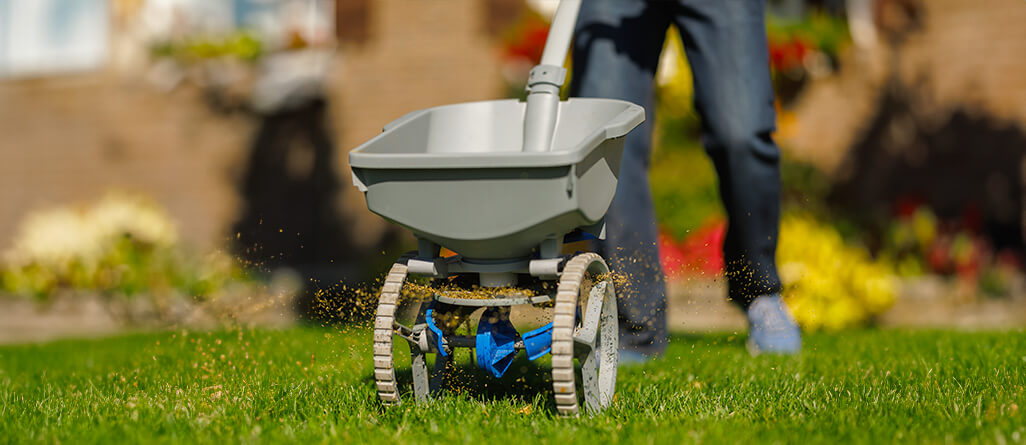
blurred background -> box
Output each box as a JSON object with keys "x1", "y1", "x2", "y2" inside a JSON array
[{"x1": 1, "y1": 0, "x2": 1024, "y2": 343}]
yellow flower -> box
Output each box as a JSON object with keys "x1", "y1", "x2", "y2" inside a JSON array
[
  {"x1": 88, "y1": 192, "x2": 178, "y2": 247},
  {"x1": 4, "y1": 207, "x2": 101, "y2": 268},
  {"x1": 656, "y1": 30, "x2": 695, "y2": 120},
  {"x1": 4, "y1": 192, "x2": 178, "y2": 269},
  {"x1": 779, "y1": 213, "x2": 896, "y2": 331}
]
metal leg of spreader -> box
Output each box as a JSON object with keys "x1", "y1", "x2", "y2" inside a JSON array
[
  {"x1": 409, "y1": 342, "x2": 431, "y2": 402},
  {"x1": 407, "y1": 306, "x2": 432, "y2": 402}
]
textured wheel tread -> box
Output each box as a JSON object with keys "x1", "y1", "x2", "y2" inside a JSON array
[
  {"x1": 551, "y1": 253, "x2": 606, "y2": 417},
  {"x1": 373, "y1": 261, "x2": 409, "y2": 406}
]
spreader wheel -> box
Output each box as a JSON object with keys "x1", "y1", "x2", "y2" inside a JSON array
[
  {"x1": 372, "y1": 259, "x2": 414, "y2": 405},
  {"x1": 551, "y1": 253, "x2": 619, "y2": 416},
  {"x1": 374, "y1": 255, "x2": 463, "y2": 406}
]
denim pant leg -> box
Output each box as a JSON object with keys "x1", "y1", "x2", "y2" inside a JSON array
[
  {"x1": 571, "y1": 0, "x2": 671, "y2": 354},
  {"x1": 673, "y1": 0, "x2": 784, "y2": 308}
]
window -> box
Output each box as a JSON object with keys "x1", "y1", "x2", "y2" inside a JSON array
[{"x1": 0, "y1": 0, "x2": 109, "y2": 78}]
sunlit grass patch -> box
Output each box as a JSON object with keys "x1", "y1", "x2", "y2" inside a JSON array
[{"x1": 0, "y1": 327, "x2": 1023, "y2": 444}]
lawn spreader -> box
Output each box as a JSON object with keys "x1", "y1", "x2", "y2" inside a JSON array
[{"x1": 348, "y1": 0, "x2": 644, "y2": 416}]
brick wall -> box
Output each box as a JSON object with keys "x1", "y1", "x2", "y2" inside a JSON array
[
  {"x1": 0, "y1": 77, "x2": 252, "y2": 250},
  {"x1": 781, "y1": 0, "x2": 1026, "y2": 172},
  {"x1": 779, "y1": 0, "x2": 1026, "y2": 244},
  {"x1": 0, "y1": 0, "x2": 507, "y2": 253}
]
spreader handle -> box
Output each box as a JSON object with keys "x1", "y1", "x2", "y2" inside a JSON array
[
  {"x1": 521, "y1": 0, "x2": 581, "y2": 153},
  {"x1": 539, "y1": 0, "x2": 581, "y2": 68}
]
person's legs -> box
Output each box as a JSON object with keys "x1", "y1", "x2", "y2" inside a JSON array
[
  {"x1": 672, "y1": 0, "x2": 783, "y2": 309},
  {"x1": 571, "y1": 0, "x2": 672, "y2": 356},
  {"x1": 673, "y1": 0, "x2": 799, "y2": 354}
]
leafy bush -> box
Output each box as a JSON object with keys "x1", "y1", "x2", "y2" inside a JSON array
[
  {"x1": 878, "y1": 203, "x2": 1025, "y2": 298},
  {"x1": 650, "y1": 143, "x2": 725, "y2": 241},
  {"x1": 766, "y1": 13, "x2": 850, "y2": 71},
  {"x1": 766, "y1": 13, "x2": 850, "y2": 104},
  {"x1": 1, "y1": 193, "x2": 250, "y2": 302},
  {"x1": 150, "y1": 31, "x2": 264, "y2": 63}
]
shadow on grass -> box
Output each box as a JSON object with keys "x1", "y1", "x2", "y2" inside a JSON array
[
  {"x1": 361, "y1": 352, "x2": 558, "y2": 410},
  {"x1": 361, "y1": 332, "x2": 749, "y2": 412}
]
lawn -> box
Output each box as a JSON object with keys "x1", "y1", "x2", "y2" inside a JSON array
[{"x1": 1, "y1": 326, "x2": 1023, "y2": 444}]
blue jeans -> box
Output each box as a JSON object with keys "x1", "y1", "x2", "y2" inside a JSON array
[{"x1": 572, "y1": 0, "x2": 783, "y2": 354}]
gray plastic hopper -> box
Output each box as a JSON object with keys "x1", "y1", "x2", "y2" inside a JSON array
[{"x1": 349, "y1": 98, "x2": 643, "y2": 261}]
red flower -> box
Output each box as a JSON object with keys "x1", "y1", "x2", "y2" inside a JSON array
[
  {"x1": 768, "y1": 36, "x2": 811, "y2": 72},
  {"x1": 502, "y1": 21, "x2": 549, "y2": 64},
  {"x1": 658, "y1": 232, "x2": 688, "y2": 280},
  {"x1": 659, "y1": 219, "x2": 727, "y2": 282},
  {"x1": 893, "y1": 195, "x2": 925, "y2": 219}
]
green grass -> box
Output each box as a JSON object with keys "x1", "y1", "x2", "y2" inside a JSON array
[{"x1": 1, "y1": 327, "x2": 1024, "y2": 444}]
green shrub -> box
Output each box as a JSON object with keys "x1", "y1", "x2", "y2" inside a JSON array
[{"x1": 1, "y1": 192, "x2": 251, "y2": 302}]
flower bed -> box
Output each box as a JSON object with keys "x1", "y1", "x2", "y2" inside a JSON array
[{"x1": 0, "y1": 193, "x2": 296, "y2": 328}]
